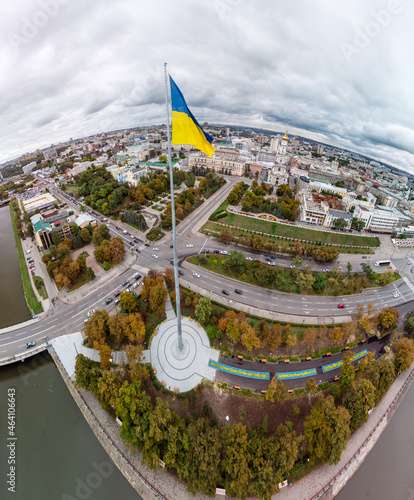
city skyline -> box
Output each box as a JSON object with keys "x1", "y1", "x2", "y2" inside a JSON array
[{"x1": 1, "y1": 0, "x2": 414, "y2": 172}]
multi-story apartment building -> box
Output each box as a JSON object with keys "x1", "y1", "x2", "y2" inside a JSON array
[{"x1": 353, "y1": 206, "x2": 399, "y2": 233}]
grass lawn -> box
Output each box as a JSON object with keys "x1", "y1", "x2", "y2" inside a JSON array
[
  {"x1": 187, "y1": 254, "x2": 399, "y2": 296},
  {"x1": 204, "y1": 211, "x2": 380, "y2": 248},
  {"x1": 9, "y1": 205, "x2": 43, "y2": 314}
]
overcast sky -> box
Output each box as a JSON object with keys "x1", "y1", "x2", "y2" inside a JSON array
[{"x1": 1, "y1": 0, "x2": 414, "y2": 173}]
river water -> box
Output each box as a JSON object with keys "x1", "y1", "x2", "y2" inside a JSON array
[
  {"x1": 0, "y1": 206, "x2": 31, "y2": 329},
  {"x1": 0, "y1": 354, "x2": 141, "y2": 500},
  {"x1": 335, "y1": 382, "x2": 414, "y2": 500}
]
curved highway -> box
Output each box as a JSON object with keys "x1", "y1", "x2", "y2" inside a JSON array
[{"x1": 2, "y1": 179, "x2": 414, "y2": 361}]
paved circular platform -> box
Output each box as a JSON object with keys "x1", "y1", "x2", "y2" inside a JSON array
[{"x1": 150, "y1": 317, "x2": 219, "y2": 393}]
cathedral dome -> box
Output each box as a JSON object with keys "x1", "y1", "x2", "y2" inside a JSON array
[{"x1": 282, "y1": 130, "x2": 289, "y2": 141}]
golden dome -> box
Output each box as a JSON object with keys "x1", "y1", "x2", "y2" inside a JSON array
[{"x1": 282, "y1": 130, "x2": 289, "y2": 141}]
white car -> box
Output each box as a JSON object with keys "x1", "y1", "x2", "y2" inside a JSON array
[
  {"x1": 220, "y1": 250, "x2": 228, "y2": 255},
  {"x1": 186, "y1": 244, "x2": 194, "y2": 248},
  {"x1": 87, "y1": 309, "x2": 95, "y2": 317},
  {"x1": 192, "y1": 272, "x2": 201, "y2": 278},
  {"x1": 245, "y1": 257, "x2": 252, "y2": 261},
  {"x1": 152, "y1": 254, "x2": 159, "y2": 259},
  {"x1": 152, "y1": 247, "x2": 159, "y2": 251}
]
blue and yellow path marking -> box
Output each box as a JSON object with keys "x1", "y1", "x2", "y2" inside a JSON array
[
  {"x1": 322, "y1": 350, "x2": 368, "y2": 373},
  {"x1": 277, "y1": 368, "x2": 317, "y2": 380},
  {"x1": 209, "y1": 360, "x2": 270, "y2": 379}
]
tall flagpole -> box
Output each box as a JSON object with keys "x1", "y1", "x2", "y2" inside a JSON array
[{"x1": 164, "y1": 62, "x2": 183, "y2": 352}]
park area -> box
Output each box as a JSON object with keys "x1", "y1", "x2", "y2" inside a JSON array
[{"x1": 204, "y1": 208, "x2": 379, "y2": 251}]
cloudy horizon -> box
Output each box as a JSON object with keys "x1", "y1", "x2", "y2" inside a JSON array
[{"x1": 1, "y1": 0, "x2": 414, "y2": 173}]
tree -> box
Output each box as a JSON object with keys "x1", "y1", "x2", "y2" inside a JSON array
[
  {"x1": 66, "y1": 261, "x2": 80, "y2": 284},
  {"x1": 109, "y1": 237, "x2": 125, "y2": 263},
  {"x1": 99, "y1": 224, "x2": 111, "y2": 241},
  {"x1": 159, "y1": 155, "x2": 167, "y2": 163},
  {"x1": 221, "y1": 423, "x2": 252, "y2": 498},
  {"x1": 340, "y1": 352, "x2": 355, "y2": 391},
  {"x1": 84, "y1": 310, "x2": 109, "y2": 345},
  {"x1": 313, "y1": 272, "x2": 327, "y2": 292},
  {"x1": 394, "y1": 337, "x2": 414, "y2": 373},
  {"x1": 285, "y1": 332, "x2": 297, "y2": 349},
  {"x1": 344, "y1": 378, "x2": 376, "y2": 431},
  {"x1": 329, "y1": 326, "x2": 343, "y2": 344},
  {"x1": 229, "y1": 249, "x2": 245, "y2": 267},
  {"x1": 186, "y1": 418, "x2": 222, "y2": 495},
  {"x1": 304, "y1": 395, "x2": 351, "y2": 465},
  {"x1": 195, "y1": 296, "x2": 212, "y2": 325},
  {"x1": 52, "y1": 231, "x2": 62, "y2": 245},
  {"x1": 306, "y1": 377, "x2": 318, "y2": 395},
  {"x1": 149, "y1": 280, "x2": 167, "y2": 316},
  {"x1": 240, "y1": 322, "x2": 262, "y2": 351},
  {"x1": 266, "y1": 376, "x2": 288, "y2": 402},
  {"x1": 76, "y1": 253, "x2": 87, "y2": 272},
  {"x1": 96, "y1": 369, "x2": 122, "y2": 411},
  {"x1": 332, "y1": 218, "x2": 348, "y2": 230},
  {"x1": 81, "y1": 227, "x2": 92, "y2": 243},
  {"x1": 74, "y1": 354, "x2": 100, "y2": 392},
  {"x1": 405, "y1": 315, "x2": 414, "y2": 337},
  {"x1": 378, "y1": 307, "x2": 399, "y2": 331},
  {"x1": 302, "y1": 327, "x2": 317, "y2": 351},
  {"x1": 346, "y1": 261, "x2": 352, "y2": 276},
  {"x1": 361, "y1": 263, "x2": 373, "y2": 277},
  {"x1": 94, "y1": 341, "x2": 113, "y2": 370},
  {"x1": 263, "y1": 323, "x2": 282, "y2": 351},
  {"x1": 120, "y1": 291, "x2": 138, "y2": 313}
]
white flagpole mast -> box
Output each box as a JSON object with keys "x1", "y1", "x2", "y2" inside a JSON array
[{"x1": 164, "y1": 62, "x2": 183, "y2": 352}]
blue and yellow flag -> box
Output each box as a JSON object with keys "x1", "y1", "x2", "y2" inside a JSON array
[{"x1": 169, "y1": 76, "x2": 215, "y2": 158}]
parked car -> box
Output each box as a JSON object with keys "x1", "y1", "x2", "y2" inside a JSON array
[
  {"x1": 265, "y1": 257, "x2": 271, "y2": 262},
  {"x1": 114, "y1": 291, "x2": 121, "y2": 297},
  {"x1": 270, "y1": 256, "x2": 276, "y2": 260},
  {"x1": 129, "y1": 242, "x2": 135, "y2": 246},
  {"x1": 105, "y1": 298, "x2": 113, "y2": 305},
  {"x1": 122, "y1": 281, "x2": 129, "y2": 286},
  {"x1": 114, "y1": 299, "x2": 120, "y2": 304},
  {"x1": 214, "y1": 250, "x2": 219, "y2": 254},
  {"x1": 220, "y1": 250, "x2": 228, "y2": 255},
  {"x1": 337, "y1": 304, "x2": 346, "y2": 308},
  {"x1": 152, "y1": 254, "x2": 159, "y2": 259},
  {"x1": 235, "y1": 289, "x2": 243, "y2": 295},
  {"x1": 152, "y1": 247, "x2": 159, "y2": 251},
  {"x1": 245, "y1": 257, "x2": 252, "y2": 261},
  {"x1": 87, "y1": 309, "x2": 96, "y2": 316},
  {"x1": 186, "y1": 244, "x2": 194, "y2": 248}
]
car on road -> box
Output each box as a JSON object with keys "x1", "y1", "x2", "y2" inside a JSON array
[
  {"x1": 393, "y1": 291, "x2": 400, "y2": 297},
  {"x1": 220, "y1": 250, "x2": 228, "y2": 255},
  {"x1": 290, "y1": 265, "x2": 295, "y2": 268},
  {"x1": 133, "y1": 273, "x2": 142, "y2": 279},
  {"x1": 152, "y1": 247, "x2": 159, "y2": 251},
  {"x1": 105, "y1": 298, "x2": 113, "y2": 304},
  {"x1": 170, "y1": 260, "x2": 174, "y2": 265},
  {"x1": 114, "y1": 291, "x2": 121, "y2": 297},
  {"x1": 338, "y1": 266, "x2": 342, "y2": 269},
  {"x1": 245, "y1": 256, "x2": 252, "y2": 261},
  {"x1": 265, "y1": 257, "x2": 271, "y2": 262},
  {"x1": 26, "y1": 341, "x2": 36, "y2": 348},
  {"x1": 192, "y1": 272, "x2": 200, "y2": 278},
  {"x1": 115, "y1": 226, "x2": 120, "y2": 230},
  {"x1": 270, "y1": 256, "x2": 276, "y2": 259},
  {"x1": 121, "y1": 281, "x2": 129, "y2": 286},
  {"x1": 136, "y1": 248, "x2": 141, "y2": 253},
  {"x1": 186, "y1": 244, "x2": 194, "y2": 248},
  {"x1": 152, "y1": 254, "x2": 159, "y2": 259},
  {"x1": 178, "y1": 270, "x2": 184, "y2": 276},
  {"x1": 214, "y1": 250, "x2": 219, "y2": 254},
  {"x1": 134, "y1": 239, "x2": 139, "y2": 244},
  {"x1": 235, "y1": 289, "x2": 243, "y2": 295},
  {"x1": 129, "y1": 242, "x2": 135, "y2": 246},
  {"x1": 170, "y1": 245, "x2": 173, "y2": 248},
  {"x1": 337, "y1": 304, "x2": 346, "y2": 308},
  {"x1": 87, "y1": 309, "x2": 96, "y2": 316},
  {"x1": 222, "y1": 290, "x2": 230, "y2": 295}
]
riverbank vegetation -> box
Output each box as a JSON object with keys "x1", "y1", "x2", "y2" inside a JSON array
[{"x1": 9, "y1": 201, "x2": 42, "y2": 314}]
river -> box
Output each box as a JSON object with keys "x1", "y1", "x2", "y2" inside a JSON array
[
  {"x1": 335, "y1": 382, "x2": 414, "y2": 500},
  {"x1": 0, "y1": 206, "x2": 31, "y2": 329},
  {"x1": 0, "y1": 354, "x2": 141, "y2": 500}
]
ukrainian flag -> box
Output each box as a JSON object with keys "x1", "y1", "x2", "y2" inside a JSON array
[{"x1": 169, "y1": 76, "x2": 215, "y2": 158}]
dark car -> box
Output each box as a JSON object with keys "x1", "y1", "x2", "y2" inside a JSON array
[
  {"x1": 144, "y1": 243, "x2": 150, "y2": 247},
  {"x1": 105, "y1": 298, "x2": 113, "y2": 304},
  {"x1": 205, "y1": 249, "x2": 210, "y2": 253},
  {"x1": 214, "y1": 250, "x2": 219, "y2": 254},
  {"x1": 265, "y1": 257, "x2": 271, "y2": 262},
  {"x1": 115, "y1": 226, "x2": 120, "y2": 230},
  {"x1": 122, "y1": 281, "x2": 130, "y2": 287},
  {"x1": 235, "y1": 289, "x2": 243, "y2": 295},
  {"x1": 26, "y1": 341, "x2": 36, "y2": 348},
  {"x1": 114, "y1": 291, "x2": 121, "y2": 297},
  {"x1": 135, "y1": 274, "x2": 142, "y2": 280},
  {"x1": 136, "y1": 248, "x2": 141, "y2": 253},
  {"x1": 129, "y1": 242, "x2": 135, "y2": 246},
  {"x1": 222, "y1": 290, "x2": 230, "y2": 295},
  {"x1": 178, "y1": 270, "x2": 184, "y2": 276},
  {"x1": 170, "y1": 245, "x2": 174, "y2": 248},
  {"x1": 270, "y1": 256, "x2": 276, "y2": 260},
  {"x1": 170, "y1": 260, "x2": 174, "y2": 265}
]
